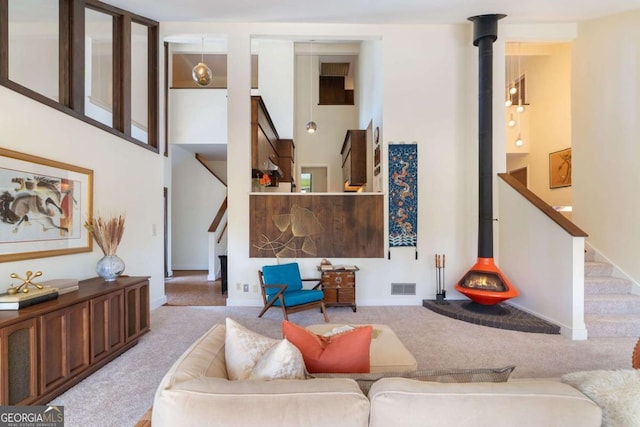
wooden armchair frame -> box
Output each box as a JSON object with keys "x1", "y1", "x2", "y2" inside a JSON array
[{"x1": 258, "y1": 271, "x2": 329, "y2": 322}]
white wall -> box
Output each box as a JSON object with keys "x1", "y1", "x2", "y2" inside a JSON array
[
  {"x1": 255, "y1": 39, "x2": 295, "y2": 139},
  {"x1": 358, "y1": 39, "x2": 384, "y2": 192},
  {"x1": 0, "y1": 86, "x2": 166, "y2": 308},
  {"x1": 170, "y1": 90, "x2": 228, "y2": 144},
  {"x1": 498, "y1": 179, "x2": 586, "y2": 339},
  {"x1": 171, "y1": 145, "x2": 227, "y2": 270},
  {"x1": 572, "y1": 10, "x2": 640, "y2": 285}
]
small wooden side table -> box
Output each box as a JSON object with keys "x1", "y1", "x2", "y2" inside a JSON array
[{"x1": 318, "y1": 266, "x2": 359, "y2": 312}]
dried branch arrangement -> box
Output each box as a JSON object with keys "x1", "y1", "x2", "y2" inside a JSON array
[{"x1": 84, "y1": 214, "x2": 125, "y2": 256}]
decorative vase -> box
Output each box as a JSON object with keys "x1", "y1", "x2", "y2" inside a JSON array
[{"x1": 96, "y1": 254, "x2": 125, "y2": 282}]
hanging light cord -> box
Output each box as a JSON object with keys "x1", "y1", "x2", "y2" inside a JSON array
[{"x1": 309, "y1": 42, "x2": 313, "y2": 121}]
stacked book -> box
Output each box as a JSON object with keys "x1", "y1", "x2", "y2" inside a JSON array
[
  {"x1": 0, "y1": 287, "x2": 59, "y2": 310},
  {"x1": 320, "y1": 264, "x2": 358, "y2": 271},
  {"x1": 41, "y1": 279, "x2": 79, "y2": 295}
]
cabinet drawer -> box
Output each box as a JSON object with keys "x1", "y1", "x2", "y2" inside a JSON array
[
  {"x1": 322, "y1": 272, "x2": 355, "y2": 288},
  {"x1": 323, "y1": 288, "x2": 338, "y2": 303},
  {"x1": 337, "y1": 288, "x2": 355, "y2": 302}
]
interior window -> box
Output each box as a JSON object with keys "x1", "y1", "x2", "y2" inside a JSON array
[
  {"x1": 1, "y1": 0, "x2": 159, "y2": 151},
  {"x1": 8, "y1": 0, "x2": 59, "y2": 101},
  {"x1": 85, "y1": 8, "x2": 114, "y2": 127},
  {"x1": 131, "y1": 21, "x2": 149, "y2": 143},
  {"x1": 318, "y1": 60, "x2": 355, "y2": 105}
]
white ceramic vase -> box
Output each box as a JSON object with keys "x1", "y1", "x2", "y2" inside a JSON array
[{"x1": 96, "y1": 254, "x2": 125, "y2": 282}]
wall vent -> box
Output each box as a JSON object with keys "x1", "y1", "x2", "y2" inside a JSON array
[{"x1": 391, "y1": 283, "x2": 416, "y2": 295}]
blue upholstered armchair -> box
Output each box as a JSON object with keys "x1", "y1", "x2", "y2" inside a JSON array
[{"x1": 258, "y1": 262, "x2": 329, "y2": 322}]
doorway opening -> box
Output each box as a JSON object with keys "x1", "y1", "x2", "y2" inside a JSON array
[{"x1": 300, "y1": 166, "x2": 328, "y2": 192}]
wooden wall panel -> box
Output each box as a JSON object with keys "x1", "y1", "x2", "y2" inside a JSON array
[{"x1": 250, "y1": 194, "x2": 384, "y2": 258}]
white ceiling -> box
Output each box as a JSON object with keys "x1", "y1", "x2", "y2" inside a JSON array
[{"x1": 105, "y1": 0, "x2": 639, "y2": 24}]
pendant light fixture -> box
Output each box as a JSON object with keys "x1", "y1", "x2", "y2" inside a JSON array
[
  {"x1": 306, "y1": 41, "x2": 317, "y2": 133},
  {"x1": 515, "y1": 89, "x2": 524, "y2": 147},
  {"x1": 192, "y1": 37, "x2": 213, "y2": 87}
]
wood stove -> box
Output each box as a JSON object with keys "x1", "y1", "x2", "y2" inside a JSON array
[{"x1": 455, "y1": 14, "x2": 519, "y2": 306}]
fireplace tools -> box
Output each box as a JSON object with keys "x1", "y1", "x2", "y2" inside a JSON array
[{"x1": 435, "y1": 254, "x2": 447, "y2": 304}]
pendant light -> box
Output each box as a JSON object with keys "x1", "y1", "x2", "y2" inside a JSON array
[
  {"x1": 306, "y1": 41, "x2": 317, "y2": 133},
  {"x1": 515, "y1": 91, "x2": 524, "y2": 147},
  {"x1": 192, "y1": 38, "x2": 213, "y2": 87}
]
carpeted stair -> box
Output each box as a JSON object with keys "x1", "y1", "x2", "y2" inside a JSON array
[{"x1": 584, "y1": 246, "x2": 640, "y2": 338}]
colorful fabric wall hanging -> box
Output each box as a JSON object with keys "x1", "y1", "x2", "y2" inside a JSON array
[{"x1": 388, "y1": 143, "x2": 418, "y2": 251}]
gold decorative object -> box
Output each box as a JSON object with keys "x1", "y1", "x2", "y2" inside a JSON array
[
  {"x1": 8, "y1": 270, "x2": 43, "y2": 294},
  {"x1": 254, "y1": 204, "x2": 324, "y2": 258}
]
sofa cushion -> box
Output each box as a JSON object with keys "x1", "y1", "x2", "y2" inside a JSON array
[
  {"x1": 311, "y1": 365, "x2": 515, "y2": 395},
  {"x1": 562, "y1": 369, "x2": 640, "y2": 427},
  {"x1": 154, "y1": 376, "x2": 370, "y2": 427},
  {"x1": 271, "y1": 289, "x2": 325, "y2": 307},
  {"x1": 368, "y1": 378, "x2": 602, "y2": 427},
  {"x1": 225, "y1": 318, "x2": 305, "y2": 380},
  {"x1": 282, "y1": 320, "x2": 372, "y2": 373}
]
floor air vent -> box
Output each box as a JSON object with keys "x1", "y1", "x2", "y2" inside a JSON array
[{"x1": 391, "y1": 283, "x2": 416, "y2": 295}]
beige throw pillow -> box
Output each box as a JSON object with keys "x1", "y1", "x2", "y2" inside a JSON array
[{"x1": 224, "y1": 318, "x2": 305, "y2": 380}]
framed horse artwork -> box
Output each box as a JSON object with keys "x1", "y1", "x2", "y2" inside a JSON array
[{"x1": 0, "y1": 148, "x2": 93, "y2": 262}]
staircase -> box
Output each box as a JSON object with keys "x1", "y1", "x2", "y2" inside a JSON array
[{"x1": 584, "y1": 246, "x2": 640, "y2": 338}]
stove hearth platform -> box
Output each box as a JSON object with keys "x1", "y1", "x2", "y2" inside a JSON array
[{"x1": 423, "y1": 299, "x2": 560, "y2": 334}]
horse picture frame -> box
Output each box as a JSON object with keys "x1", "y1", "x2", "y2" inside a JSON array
[{"x1": 0, "y1": 148, "x2": 93, "y2": 262}]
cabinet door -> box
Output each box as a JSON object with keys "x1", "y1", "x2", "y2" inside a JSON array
[
  {"x1": 90, "y1": 291, "x2": 125, "y2": 363},
  {"x1": 0, "y1": 318, "x2": 38, "y2": 405},
  {"x1": 40, "y1": 302, "x2": 90, "y2": 394},
  {"x1": 125, "y1": 281, "x2": 150, "y2": 342}
]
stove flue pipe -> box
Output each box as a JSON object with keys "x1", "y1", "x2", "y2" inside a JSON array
[{"x1": 468, "y1": 14, "x2": 506, "y2": 259}]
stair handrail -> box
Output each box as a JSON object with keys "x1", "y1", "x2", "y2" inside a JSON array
[
  {"x1": 498, "y1": 173, "x2": 587, "y2": 237},
  {"x1": 195, "y1": 153, "x2": 226, "y2": 186},
  {"x1": 209, "y1": 197, "x2": 227, "y2": 233},
  {"x1": 217, "y1": 222, "x2": 228, "y2": 243}
]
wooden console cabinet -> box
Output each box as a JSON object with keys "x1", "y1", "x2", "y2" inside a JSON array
[
  {"x1": 0, "y1": 276, "x2": 149, "y2": 405},
  {"x1": 319, "y1": 267, "x2": 359, "y2": 312}
]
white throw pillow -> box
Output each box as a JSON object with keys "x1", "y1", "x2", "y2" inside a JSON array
[
  {"x1": 224, "y1": 318, "x2": 305, "y2": 381},
  {"x1": 562, "y1": 369, "x2": 640, "y2": 427}
]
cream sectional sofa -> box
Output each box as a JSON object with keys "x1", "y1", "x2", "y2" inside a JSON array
[{"x1": 152, "y1": 324, "x2": 602, "y2": 427}]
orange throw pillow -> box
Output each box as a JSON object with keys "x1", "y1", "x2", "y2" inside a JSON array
[{"x1": 282, "y1": 321, "x2": 372, "y2": 373}]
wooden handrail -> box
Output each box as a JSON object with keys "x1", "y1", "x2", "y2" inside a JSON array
[
  {"x1": 498, "y1": 173, "x2": 588, "y2": 237},
  {"x1": 195, "y1": 153, "x2": 226, "y2": 186},
  {"x1": 209, "y1": 197, "x2": 227, "y2": 233},
  {"x1": 217, "y1": 222, "x2": 227, "y2": 243}
]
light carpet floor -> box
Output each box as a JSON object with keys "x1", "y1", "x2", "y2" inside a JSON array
[{"x1": 49, "y1": 305, "x2": 637, "y2": 427}]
